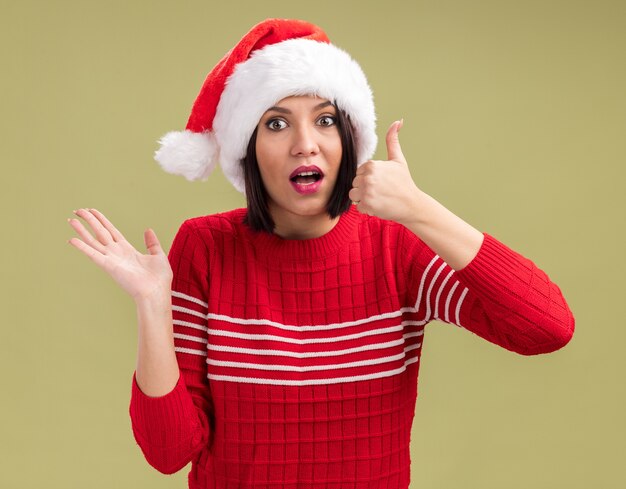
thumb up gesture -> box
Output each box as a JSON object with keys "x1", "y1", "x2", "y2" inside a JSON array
[{"x1": 349, "y1": 120, "x2": 423, "y2": 224}]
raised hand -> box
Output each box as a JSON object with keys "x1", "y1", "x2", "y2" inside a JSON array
[
  {"x1": 348, "y1": 119, "x2": 423, "y2": 225},
  {"x1": 67, "y1": 208, "x2": 173, "y2": 302}
]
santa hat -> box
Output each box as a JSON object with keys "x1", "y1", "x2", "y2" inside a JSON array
[{"x1": 154, "y1": 18, "x2": 377, "y2": 194}]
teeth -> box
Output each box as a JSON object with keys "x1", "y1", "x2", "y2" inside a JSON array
[{"x1": 296, "y1": 171, "x2": 320, "y2": 177}]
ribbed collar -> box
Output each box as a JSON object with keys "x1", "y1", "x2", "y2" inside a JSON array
[{"x1": 240, "y1": 205, "x2": 360, "y2": 261}]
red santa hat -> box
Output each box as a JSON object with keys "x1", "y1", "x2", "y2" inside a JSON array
[{"x1": 154, "y1": 18, "x2": 377, "y2": 194}]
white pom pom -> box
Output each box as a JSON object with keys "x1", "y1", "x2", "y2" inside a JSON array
[{"x1": 154, "y1": 130, "x2": 218, "y2": 181}]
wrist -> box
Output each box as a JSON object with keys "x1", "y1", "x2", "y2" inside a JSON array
[
  {"x1": 134, "y1": 287, "x2": 171, "y2": 308},
  {"x1": 135, "y1": 290, "x2": 173, "y2": 336},
  {"x1": 397, "y1": 188, "x2": 431, "y2": 229}
]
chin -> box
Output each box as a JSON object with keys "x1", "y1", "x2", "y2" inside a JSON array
[
  {"x1": 274, "y1": 197, "x2": 328, "y2": 219},
  {"x1": 292, "y1": 202, "x2": 329, "y2": 218}
]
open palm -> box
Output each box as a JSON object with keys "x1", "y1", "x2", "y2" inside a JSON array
[{"x1": 68, "y1": 208, "x2": 173, "y2": 302}]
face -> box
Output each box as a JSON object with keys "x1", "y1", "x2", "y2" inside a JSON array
[{"x1": 255, "y1": 95, "x2": 343, "y2": 229}]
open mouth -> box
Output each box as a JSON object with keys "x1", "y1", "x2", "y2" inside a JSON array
[
  {"x1": 289, "y1": 165, "x2": 325, "y2": 194},
  {"x1": 289, "y1": 170, "x2": 323, "y2": 185}
]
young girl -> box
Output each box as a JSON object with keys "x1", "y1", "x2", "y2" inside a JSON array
[{"x1": 67, "y1": 18, "x2": 575, "y2": 489}]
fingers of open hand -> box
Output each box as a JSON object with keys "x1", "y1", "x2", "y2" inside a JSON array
[
  {"x1": 73, "y1": 208, "x2": 118, "y2": 246},
  {"x1": 68, "y1": 213, "x2": 107, "y2": 254},
  {"x1": 67, "y1": 208, "x2": 131, "y2": 268},
  {"x1": 143, "y1": 228, "x2": 164, "y2": 256},
  {"x1": 67, "y1": 234, "x2": 107, "y2": 268},
  {"x1": 89, "y1": 208, "x2": 126, "y2": 242}
]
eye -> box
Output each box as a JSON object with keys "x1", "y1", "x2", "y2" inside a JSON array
[
  {"x1": 266, "y1": 118, "x2": 287, "y2": 131},
  {"x1": 317, "y1": 115, "x2": 336, "y2": 127}
]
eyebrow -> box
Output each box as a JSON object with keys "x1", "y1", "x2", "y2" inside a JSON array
[{"x1": 265, "y1": 100, "x2": 333, "y2": 115}]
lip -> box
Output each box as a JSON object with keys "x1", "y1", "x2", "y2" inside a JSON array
[
  {"x1": 289, "y1": 165, "x2": 324, "y2": 180},
  {"x1": 289, "y1": 165, "x2": 325, "y2": 195},
  {"x1": 290, "y1": 178, "x2": 323, "y2": 195}
]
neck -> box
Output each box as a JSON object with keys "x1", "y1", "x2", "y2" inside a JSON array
[{"x1": 270, "y1": 207, "x2": 340, "y2": 240}]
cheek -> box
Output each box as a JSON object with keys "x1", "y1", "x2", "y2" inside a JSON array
[
  {"x1": 255, "y1": 161, "x2": 275, "y2": 192},
  {"x1": 255, "y1": 131, "x2": 287, "y2": 179},
  {"x1": 255, "y1": 154, "x2": 282, "y2": 194},
  {"x1": 329, "y1": 139, "x2": 343, "y2": 172},
  {"x1": 255, "y1": 137, "x2": 274, "y2": 181},
  {"x1": 255, "y1": 136, "x2": 269, "y2": 167}
]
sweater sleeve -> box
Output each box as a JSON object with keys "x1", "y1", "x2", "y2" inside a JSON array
[
  {"x1": 129, "y1": 220, "x2": 214, "y2": 474},
  {"x1": 402, "y1": 229, "x2": 575, "y2": 355}
]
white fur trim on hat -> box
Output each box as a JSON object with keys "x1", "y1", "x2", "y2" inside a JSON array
[
  {"x1": 154, "y1": 130, "x2": 218, "y2": 182},
  {"x1": 214, "y1": 38, "x2": 377, "y2": 193}
]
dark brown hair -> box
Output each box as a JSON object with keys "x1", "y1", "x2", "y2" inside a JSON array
[{"x1": 242, "y1": 103, "x2": 357, "y2": 233}]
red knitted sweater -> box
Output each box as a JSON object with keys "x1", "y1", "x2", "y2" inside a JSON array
[{"x1": 129, "y1": 205, "x2": 574, "y2": 489}]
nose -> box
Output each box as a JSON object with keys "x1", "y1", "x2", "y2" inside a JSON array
[{"x1": 290, "y1": 124, "x2": 320, "y2": 157}]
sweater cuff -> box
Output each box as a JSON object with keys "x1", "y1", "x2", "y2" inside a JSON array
[
  {"x1": 129, "y1": 370, "x2": 204, "y2": 448},
  {"x1": 453, "y1": 232, "x2": 575, "y2": 353},
  {"x1": 454, "y1": 232, "x2": 535, "y2": 305}
]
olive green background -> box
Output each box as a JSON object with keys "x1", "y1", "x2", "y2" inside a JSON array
[{"x1": 1, "y1": 0, "x2": 624, "y2": 487}]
